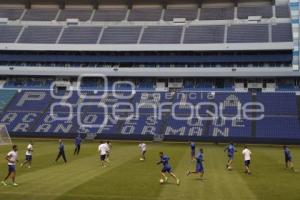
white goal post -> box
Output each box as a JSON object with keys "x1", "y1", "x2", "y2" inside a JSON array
[{"x1": 0, "y1": 124, "x2": 12, "y2": 146}]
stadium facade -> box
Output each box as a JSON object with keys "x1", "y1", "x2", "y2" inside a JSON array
[{"x1": 0, "y1": 0, "x2": 299, "y2": 143}]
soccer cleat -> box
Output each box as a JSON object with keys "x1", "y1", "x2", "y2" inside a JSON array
[
  {"x1": 1, "y1": 181, "x2": 7, "y2": 186},
  {"x1": 12, "y1": 183, "x2": 18, "y2": 186},
  {"x1": 176, "y1": 179, "x2": 180, "y2": 185}
]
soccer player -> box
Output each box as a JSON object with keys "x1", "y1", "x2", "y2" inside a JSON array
[
  {"x1": 190, "y1": 142, "x2": 196, "y2": 160},
  {"x1": 74, "y1": 134, "x2": 82, "y2": 155},
  {"x1": 283, "y1": 145, "x2": 294, "y2": 171},
  {"x1": 55, "y1": 139, "x2": 67, "y2": 163},
  {"x1": 242, "y1": 145, "x2": 252, "y2": 174},
  {"x1": 20, "y1": 141, "x2": 33, "y2": 168},
  {"x1": 1, "y1": 145, "x2": 18, "y2": 186},
  {"x1": 187, "y1": 148, "x2": 204, "y2": 180},
  {"x1": 224, "y1": 142, "x2": 237, "y2": 170},
  {"x1": 138, "y1": 142, "x2": 147, "y2": 161},
  {"x1": 156, "y1": 152, "x2": 180, "y2": 185},
  {"x1": 105, "y1": 141, "x2": 112, "y2": 161},
  {"x1": 98, "y1": 141, "x2": 109, "y2": 167}
]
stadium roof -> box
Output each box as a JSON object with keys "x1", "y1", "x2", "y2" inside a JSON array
[{"x1": 0, "y1": 0, "x2": 273, "y2": 8}]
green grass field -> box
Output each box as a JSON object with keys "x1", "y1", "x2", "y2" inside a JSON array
[{"x1": 0, "y1": 139, "x2": 300, "y2": 200}]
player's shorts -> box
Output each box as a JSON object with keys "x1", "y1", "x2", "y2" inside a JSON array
[
  {"x1": 8, "y1": 165, "x2": 16, "y2": 173},
  {"x1": 191, "y1": 150, "x2": 195, "y2": 156},
  {"x1": 196, "y1": 164, "x2": 204, "y2": 173},
  {"x1": 161, "y1": 166, "x2": 172, "y2": 173},
  {"x1": 228, "y1": 154, "x2": 234, "y2": 160},
  {"x1": 100, "y1": 154, "x2": 106, "y2": 161},
  {"x1": 244, "y1": 160, "x2": 251, "y2": 167},
  {"x1": 25, "y1": 155, "x2": 32, "y2": 161},
  {"x1": 285, "y1": 156, "x2": 292, "y2": 162}
]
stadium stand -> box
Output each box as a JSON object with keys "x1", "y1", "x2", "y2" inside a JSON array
[
  {"x1": 0, "y1": 8, "x2": 23, "y2": 20},
  {"x1": 92, "y1": 8, "x2": 127, "y2": 21},
  {"x1": 18, "y1": 26, "x2": 62, "y2": 44},
  {"x1": 140, "y1": 26, "x2": 183, "y2": 44},
  {"x1": 272, "y1": 23, "x2": 293, "y2": 42},
  {"x1": 128, "y1": 7, "x2": 162, "y2": 21},
  {"x1": 183, "y1": 25, "x2": 225, "y2": 44},
  {"x1": 200, "y1": 7, "x2": 234, "y2": 20},
  {"x1": 57, "y1": 9, "x2": 92, "y2": 21},
  {"x1": 227, "y1": 24, "x2": 269, "y2": 43},
  {"x1": 237, "y1": 5, "x2": 273, "y2": 19},
  {"x1": 0, "y1": 25, "x2": 22, "y2": 43},
  {"x1": 59, "y1": 26, "x2": 102, "y2": 44},
  {"x1": 164, "y1": 7, "x2": 198, "y2": 21},
  {"x1": 275, "y1": 5, "x2": 290, "y2": 18},
  {"x1": 100, "y1": 26, "x2": 142, "y2": 44},
  {"x1": 0, "y1": 0, "x2": 298, "y2": 143},
  {"x1": 22, "y1": 8, "x2": 58, "y2": 21}
]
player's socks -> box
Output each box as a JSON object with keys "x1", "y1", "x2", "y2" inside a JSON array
[
  {"x1": 164, "y1": 177, "x2": 168, "y2": 182},
  {"x1": 1, "y1": 181, "x2": 7, "y2": 186}
]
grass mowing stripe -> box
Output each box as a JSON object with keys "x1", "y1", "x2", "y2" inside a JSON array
[
  {"x1": 158, "y1": 145, "x2": 257, "y2": 200},
  {"x1": 0, "y1": 144, "x2": 137, "y2": 200},
  {"x1": 56, "y1": 143, "x2": 168, "y2": 200}
]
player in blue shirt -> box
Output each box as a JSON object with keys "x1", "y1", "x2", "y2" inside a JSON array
[
  {"x1": 190, "y1": 142, "x2": 196, "y2": 160},
  {"x1": 283, "y1": 145, "x2": 294, "y2": 171},
  {"x1": 187, "y1": 148, "x2": 204, "y2": 180},
  {"x1": 224, "y1": 143, "x2": 237, "y2": 170},
  {"x1": 74, "y1": 134, "x2": 82, "y2": 155},
  {"x1": 157, "y1": 152, "x2": 180, "y2": 185},
  {"x1": 55, "y1": 139, "x2": 67, "y2": 163}
]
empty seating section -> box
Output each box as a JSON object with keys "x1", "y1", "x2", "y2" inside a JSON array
[
  {"x1": 0, "y1": 5, "x2": 292, "y2": 22},
  {"x1": 0, "y1": 8, "x2": 23, "y2": 20},
  {"x1": 256, "y1": 117, "x2": 300, "y2": 139},
  {"x1": 19, "y1": 26, "x2": 62, "y2": 43},
  {"x1": 184, "y1": 25, "x2": 225, "y2": 44},
  {"x1": 92, "y1": 8, "x2": 127, "y2": 21},
  {"x1": 200, "y1": 7, "x2": 234, "y2": 20},
  {"x1": 272, "y1": 23, "x2": 292, "y2": 42},
  {"x1": 0, "y1": 26, "x2": 22, "y2": 43},
  {"x1": 237, "y1": 6, "x2": 272, "y2": 19},
  {"x1": 140, "y1": 26, "x2": 182, "y2": 44},
  {"x1": 57, "y1": 9, "x2": 92, "y2": 21},
  {"x1": 128, "y1": 8, "x2": 162, "y2": 21},
  {"x1": 0, "y1": 90, "x2": 17, "y2": 111},
  {"x1": 227, "y1": 24, "x2": 269, "y2": 43},
  {"x1": 100, "y1": 26, "x2": 141, "y2": 44},
  {"x1": 164, "y1": 7, "x2": 198, "y2": 21},
  {"x1": 276, "y1": 5, "x2": 290, "y2": 18},
  {"x1": 59, "y1": 26, "x2": 102, "y2": 44},
  {"x1": 22, "y1": 9, "x2": 58, "y2": 21},
  {"x1": 1, "y1": 90, "x2": 299, "y2": 139}
]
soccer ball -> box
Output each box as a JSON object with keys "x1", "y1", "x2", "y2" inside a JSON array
[{"x1": 159, "y1": 179, "x2": 164, "y2": 184}]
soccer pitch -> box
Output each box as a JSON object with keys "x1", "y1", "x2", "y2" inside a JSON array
[{"x1": 0, "y1": 139, "x2": 300, "y2": 200}]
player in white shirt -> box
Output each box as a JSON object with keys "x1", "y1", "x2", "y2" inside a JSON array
[
  {"x1": 1, "y1": 145, "x2": 19, "y2": 186},
  {"x1": 20, "y1": 141, "x2": 33, "y2": 168},
  {"x1": 98, "y1": 141, "x2": 109, "y2": 167},
  {"x1": 139, "y1": 142, "x2": 147, "y2": 161},
  {"x1": 242, "y1": 145, "x2": 252, "y2": 174},
  {"x1": 105, "y1": 141, "x2": 112, "y2": 162}
]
